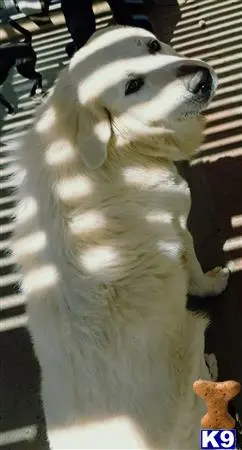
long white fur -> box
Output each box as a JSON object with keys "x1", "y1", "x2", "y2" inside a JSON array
[{"x1": 12, "y1": 26, "x2": 229, "y2": 449}]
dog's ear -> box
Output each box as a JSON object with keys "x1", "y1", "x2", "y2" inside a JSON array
[
  {"x1": 76, "y1": 104, "x2": 111, "y2": 169},
  {"x1": 52, "y1": 68, "x2": 112, "y2": 169}
]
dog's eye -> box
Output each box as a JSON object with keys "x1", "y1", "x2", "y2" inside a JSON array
[
  {"x1": 125, "y1": 77, "x2": 144, "y2": 96},
  {"x1": 148, "y1": 39, "x2": 161, "y2": 54}
]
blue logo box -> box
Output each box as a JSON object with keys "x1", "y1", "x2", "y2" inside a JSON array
[{"x1": 200, "y1": 429, "x2": 236, "y2": 449}]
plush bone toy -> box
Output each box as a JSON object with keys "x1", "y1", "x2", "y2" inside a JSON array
[{"x1": 193, "y1": 379, "x2": 241, "y2": 429}]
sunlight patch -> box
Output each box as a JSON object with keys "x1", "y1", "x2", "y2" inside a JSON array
[
  {"x1": 0, "y1": 273, "x2": 21, "y2": 287},
  {"x1": 45, "y1": 139, "x2": 75, "y2": 165},
  {"x1": 122, "y1": 166, "x2": 168, "y2": 188},
  {"x1": 0, "y1": 294, "x2": 26, "y2": 310},
  {"x1": 69, "y1": 211, "x2": 106, "y2": 235},
  {"x1": 13, "y1": 231, "x2": 47, "y2": 258},
  {"x1": 226, "y1": 258, "x2": 242, "y2": 273},
  {"x1": 0, "y1": 425, "x2": 37, "y2": 445},
  {"x1": 35, "y1": 107, "x2": 56, "y2": 133},
  {"x1": 157, "y1": 240, "x2": 181, "y2": 260},
  {"x1": 55, "y1": 175, "x2": 93, "y2": 201},
  {"x1": 94, "y1": 120, "x2": 110, "y2": 143},
  {"x1": 23, "y1": 264, "x2": 59, "y2": 293},
  {"x1": 0, "y1": 314, "x2": 28, "y2": 332},
  {"x1": 17, "y1": 196, "x2": 38, "y2": 225},
  {"x1": 80, "y1": 246, "x2": 119, "y2": 273},
  {"x1": 223, "y1": 236, "x2": 242, "y2": 252},
  {"x1": 231, "y1": 215, "x2": 242, "y2": 228},
  {"x1": 76, "y1": 49, "x2": 179, "y2": 104},
  {"x1": 48, "y1": 415, "x2": 146, "y2": 449},
  {"x1": 146, "y1": 211, "x2": 172, "y2": 224},
  {"x1": 0, "y1": 222, "x2": 15, "y2": 234},
  {"x1": 0, "y1": 255, "x2": 16, "y2": 268}
]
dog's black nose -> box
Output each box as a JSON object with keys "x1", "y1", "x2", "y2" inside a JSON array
[{"x1": 177, "y1": 65, "x2": 213, "y2": 96}]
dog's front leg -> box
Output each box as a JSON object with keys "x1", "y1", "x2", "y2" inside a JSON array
[{"x1": 183, "y1": 229, "x2": 229, "y2": 296}]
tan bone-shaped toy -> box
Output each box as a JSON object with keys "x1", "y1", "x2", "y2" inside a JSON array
[{"x1": 193, "y1": 379, "x2": 241, "y2": 429}]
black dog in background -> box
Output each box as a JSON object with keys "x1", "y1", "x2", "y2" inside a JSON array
[{"x1": 0, "y1": 20, "x2": 43, "y2": 114}]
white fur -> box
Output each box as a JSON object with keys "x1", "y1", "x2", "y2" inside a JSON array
[{"x1": 12, "y1": 26, "x2": 229, "y2": 449}]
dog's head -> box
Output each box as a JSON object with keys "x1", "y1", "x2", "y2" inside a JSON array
[{"x1": 53, "y1": 26, "x2": 217, "y2": 168}]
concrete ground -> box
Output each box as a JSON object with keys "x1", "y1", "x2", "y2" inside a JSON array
[{"x1": 0, "y1": 0, "x2": 241, "y2": 448}]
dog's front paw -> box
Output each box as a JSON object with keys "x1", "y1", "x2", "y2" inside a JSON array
[
  {"x1": 190, "y1": 266, "x2": 229, "y2": 297},
  {"x1": 204, "y1": 266, "x2": 229, "y2": 295}
]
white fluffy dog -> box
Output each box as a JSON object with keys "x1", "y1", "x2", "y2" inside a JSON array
[{"x1": 13, "y1": 26, "x2": 229, "y2": 449}]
